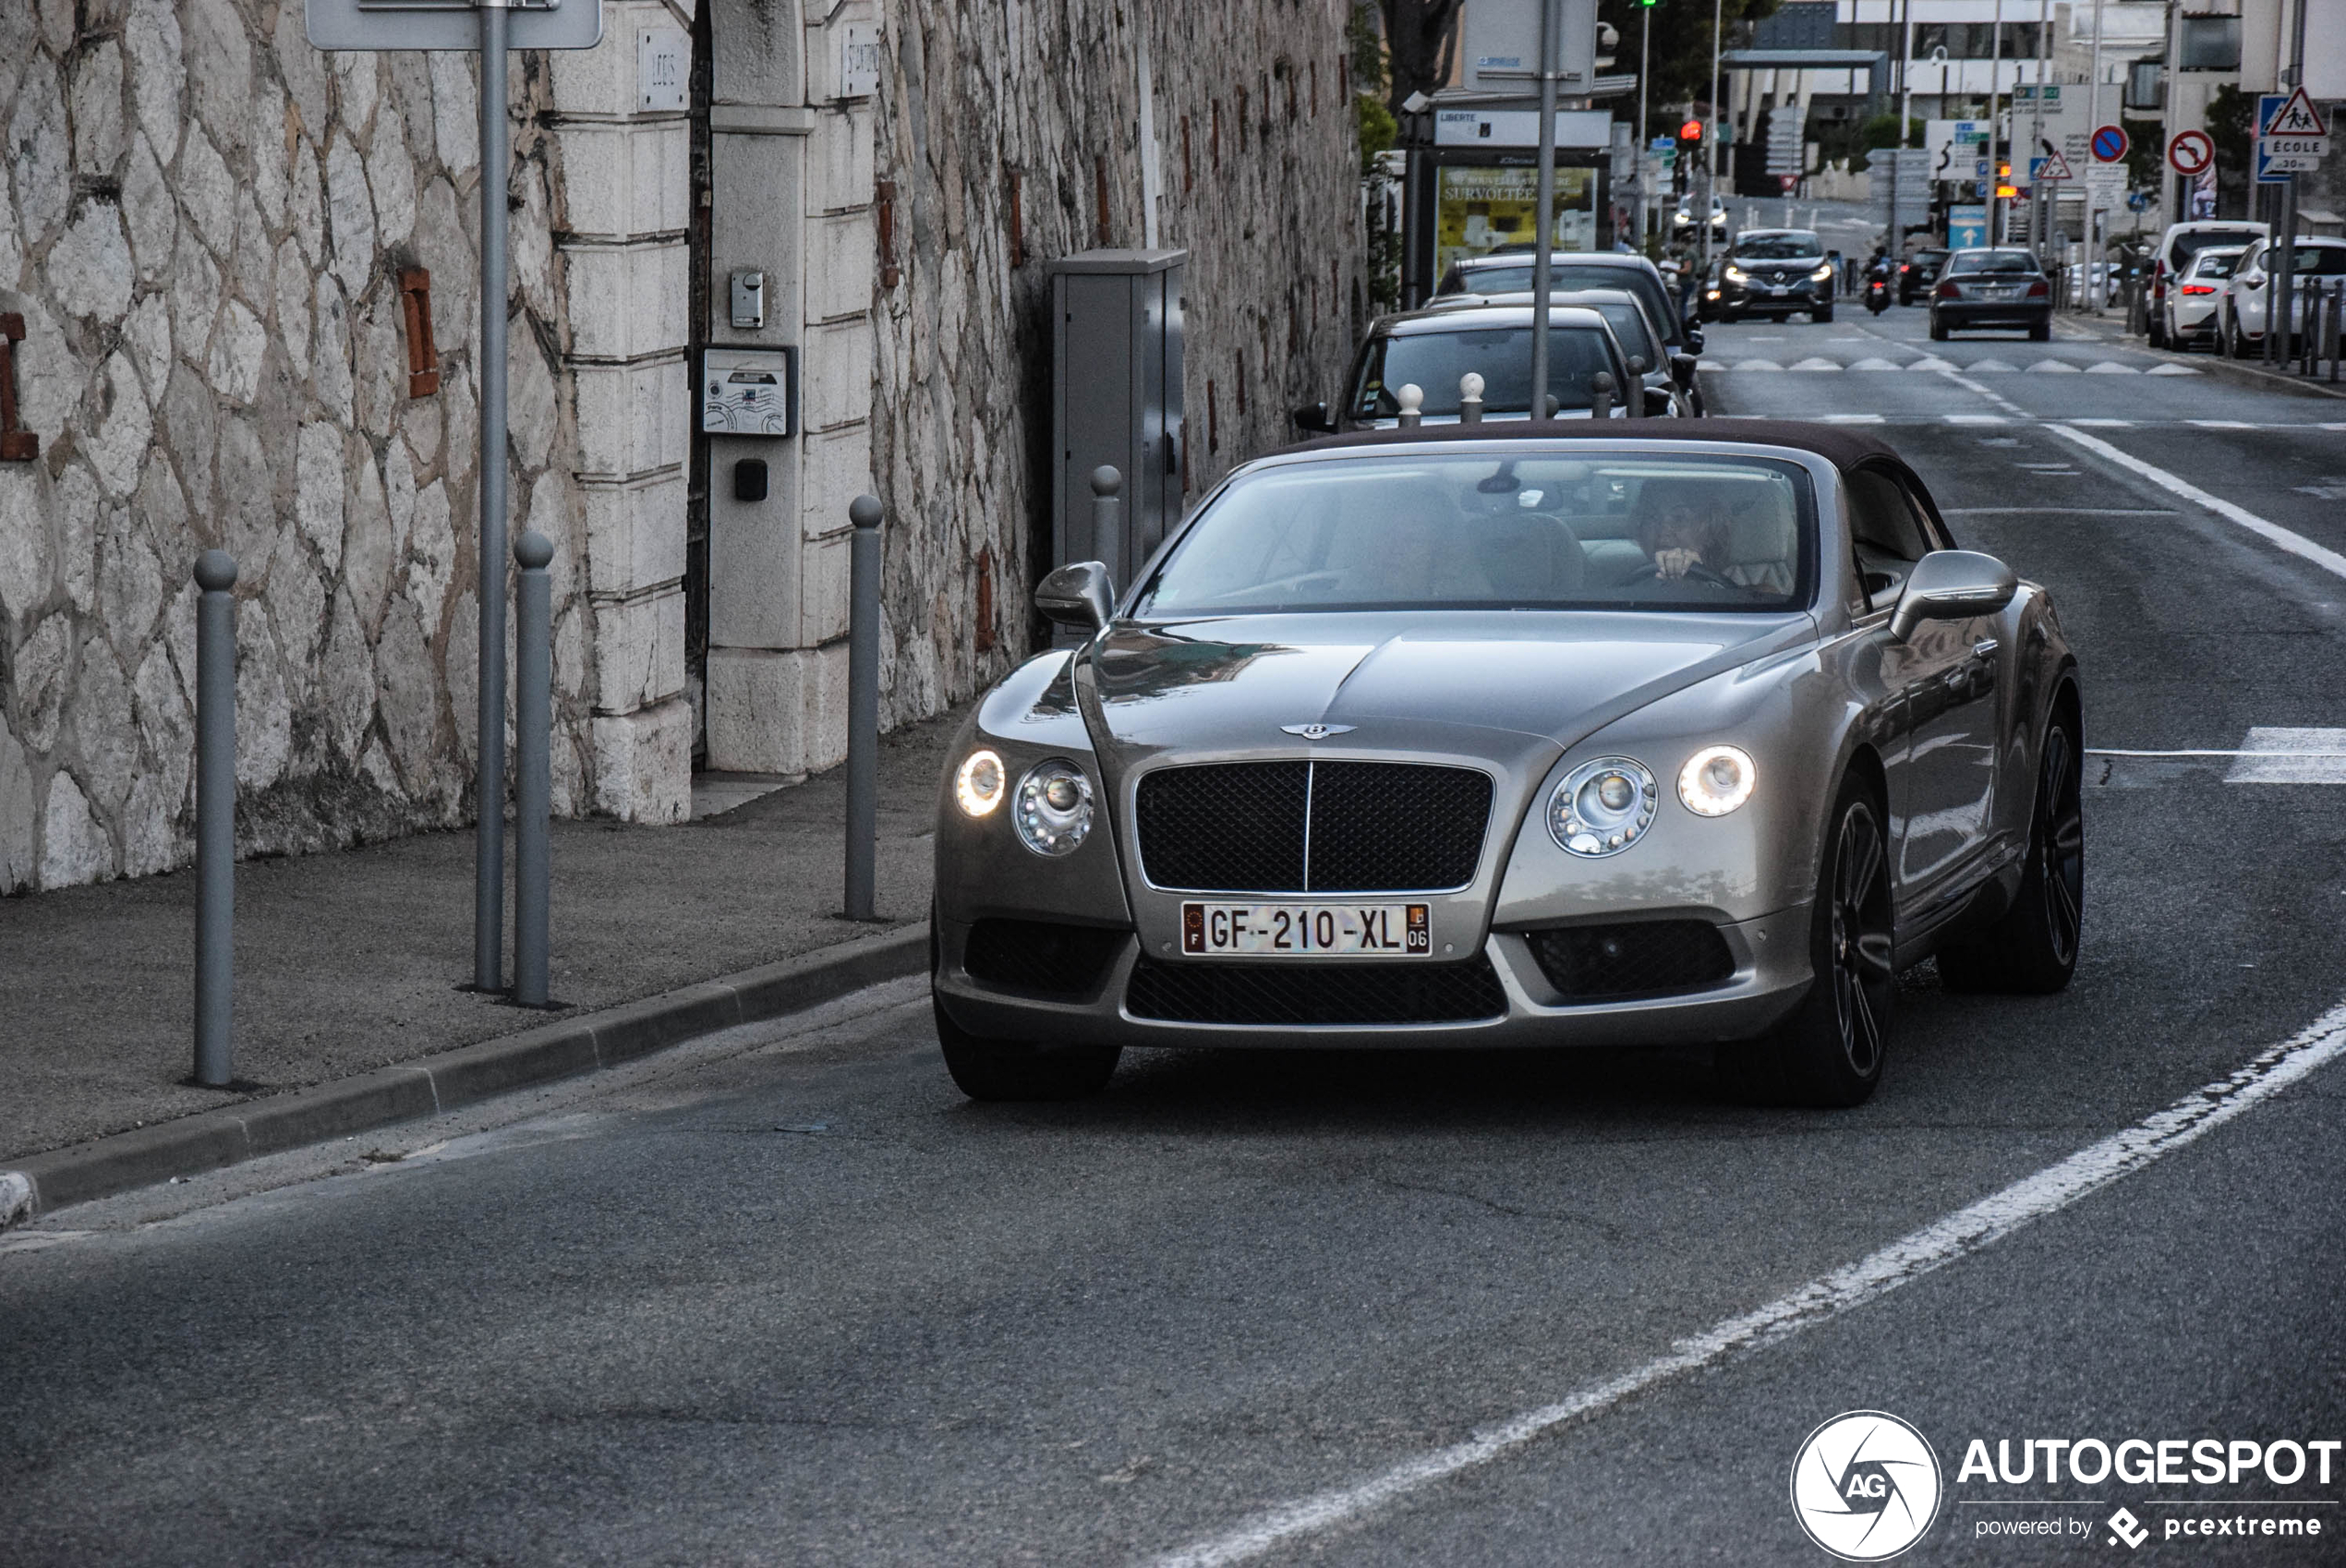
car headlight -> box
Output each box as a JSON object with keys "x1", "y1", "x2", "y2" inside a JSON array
[
  {"x1": 1013, "y1": 758, "x2": 1094, "y2": 856},
  {"x1": 1810, "y1": 264, "x2": 1833, "y2": 281},
  {"x1": 954, "y1": 749, "x2": 1006, "y2": 817},
  {"x1": 1723, "y1": 266, "x2": 1747, "y2": 282},
  {"x1": 1548, "y1": 757, "x2": 1658, "y2": 857},
  {"x1": 1678, "y1": 744, "x2": 1757, "y2": 816}
]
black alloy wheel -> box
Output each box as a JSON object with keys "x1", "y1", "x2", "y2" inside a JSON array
[
  {"x1": 1941, "y1": 714, "x2": 2085, "y2": 994},
  {"x1": 1719, "y1": 782, "x2": 1895, "y2": 1108}
]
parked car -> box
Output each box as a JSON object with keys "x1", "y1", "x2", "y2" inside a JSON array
[
  {"x1": 1712, "y1": 230, "x2": 1836, "y2": 323},
  {"x1": 1929, "y1": 248, "x2": 2051, "y2": 341},
  {"x1": 1293, "y1": 304, "x2": 1636, "y2": 433},
  {"x1": 2218, "y1": 235, "x2": 2346, "y2": 357},
  {"x1": 2161, "y1": 245, "x2": 2247, "y2": 349},
  {"x1": 1431, "y1": 286, "x2": 1700, "y2": 416},
  {"x1": 1433, "y1": 252, "x2": 1702, "y2": 361},
  {"x1": 2145, "y1": 220, "x2": 2267, "y2": 349},
  {"x1": 930, "y1": 421, "x2": 2084, "y2": 1106},
  {"x1": 1897, "y1": 248, "x2": 1949, "y2": 306}
]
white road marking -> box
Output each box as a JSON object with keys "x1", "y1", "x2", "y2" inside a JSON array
[
  {"x1": 1945, "y1": 507, "x2": 2174, "y2": 515},
  {"x1": 2146, "y1": 363, "x2": 2203, "y2": 375},
  {"x1": 1820, "y1": 413, "x2": 1887, "y2": 424},
  {"x1": 1734, "y1": 360, "x2": 1785, "y2": 371},
  {"x1": 1968, "y1": 358, "x2": 2019, "y2": 372},
  {"x1": 1146, "y1": 1004, "x2": 2346, "y2": 1568},
  {"x1": 2026, "y1": 359, "x2": 2082, "y2": 373},
  {"x1": 1847, "y1": 357, "x2": 1905, "y2": 370},
  {"x1": 2223, "y1": 728, "x2": 2346, "y2": 783},
  {"x1": 1907, "y1": 356, "x2": 1958, "y2": 370},
  {"x1": 2085, "y1": 362, "x2": 2141, "y2": 374},
  {"x1": 2067, "y1": 417, "x2": 2132, "y2": 427},
  {"x1": 1788, "y1": 357, "x2": 1844, "y2": 371},
  {"x1": 2049, "y1": 425, "x2": 2346, "y2": 584},
  {"x1": 2191, "y1": 418, "x2": 2256, "y2": 428}
]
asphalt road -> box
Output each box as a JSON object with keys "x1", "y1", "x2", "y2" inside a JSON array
[{"x1": 6, "y1": 306, "x2": 2346, "y2": 1567}]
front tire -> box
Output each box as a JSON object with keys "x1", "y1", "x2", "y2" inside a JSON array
[
  {"x1": 934, "y1": 995, "x2": 1121, "y2": 1100},
  {"x1": 1721, "y1": 782, "x2": 1895, "y2": 1108},
  {"x1": 1939, "y1": 710, "x2": 2084, "y2": 995}
]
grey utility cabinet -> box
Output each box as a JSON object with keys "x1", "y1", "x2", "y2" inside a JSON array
[{"x1": 1047, "y1": 249, "x2": 1187, "y2": 587}]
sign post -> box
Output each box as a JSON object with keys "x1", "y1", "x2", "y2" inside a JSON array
[{"x1": 306, "y1": 0, "x2": 605, "y2": 994}]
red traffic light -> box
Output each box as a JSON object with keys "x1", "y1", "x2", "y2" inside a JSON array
[{"x1": 1679, "y1": 119, "x2": 1705, "y2": 142}]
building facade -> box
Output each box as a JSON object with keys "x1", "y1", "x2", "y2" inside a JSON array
[{"x1": 0, "y1": 0, "x2": 1364, "y2": 895}]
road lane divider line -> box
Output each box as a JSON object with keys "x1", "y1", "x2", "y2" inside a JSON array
[
  {"x1": 1145, "y1": 1004, "x2": 2346, "y2": 1568},
  {"x1": 1939, "y1": 368, "x2": 2030, "y2": 416},
  {"x1": 2047, "y1": 425, "x2": 2346, "y2": 584}
]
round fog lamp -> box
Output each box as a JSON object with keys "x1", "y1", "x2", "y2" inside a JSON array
[
  {"x1": 1014, "y1": 758, "x2": 1095, "y2": 857},
  {"x1": 1678, "y1": 744, "x2": 1757, "y2": 817},
  {"x1": 1548, "y1": 757, "x2": 1658, "y2": 858},
  {"x1": 954, "y1": 749, "x2": 1006, "y2": 817}
]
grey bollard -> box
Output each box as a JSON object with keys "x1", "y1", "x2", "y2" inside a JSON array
[
  {"x1": 472, "y1": 0, "x2": 512, "y2": 995},
  {"x1": 1090, "y1": 465, "x2": 1122, "y2": 586},
  {"x1": 845, "y1": 494, "x2": 884, "y2": 922},
  {"x1": 192, "y1": 550, "x2": 237, "y2": 1087},
  {"x1": 1458, "y1": 372, "x2": 1484, "y2": 424},
  {"x1": 512, "y1": 530, "x2": 553, "y2": 1006},
  {"x1": 1589, "y1": 371, "x2": 1616, "y2": 421},
  {"x1": 1396, "y1": 383, "x2": 1424, "y2": 428}
]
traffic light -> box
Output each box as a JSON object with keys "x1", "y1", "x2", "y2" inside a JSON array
[
  {"x1": 1679, "y1": 118, "x2": 1704, "y2": 143},
  {"x1": 1994, "y1": 163, "x2": 2017, "y2": 199}
]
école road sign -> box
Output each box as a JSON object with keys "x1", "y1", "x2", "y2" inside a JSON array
[
  {"x1": 307, "y1": 0, "x2": 604, "y2": 52},
  {"x1": 2166, "y1": 128, "x2": 2215, "y2": 176},
  {"x1": 2091, "y1": 125, "x2": 2128, "y2": 163},
  {"x1": 2263, "y1": 87, "x2": 2328, "y2": 139}
]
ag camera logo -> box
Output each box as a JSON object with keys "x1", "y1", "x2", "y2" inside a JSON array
[{"x1": 1791, "y1": 1411, "x2": 1943, "y2": 1561}]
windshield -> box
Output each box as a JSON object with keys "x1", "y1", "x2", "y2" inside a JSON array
[
  {"x1": 2190, "y1": 251, "x2": 2243, "y2": 279},
  {"x1": 1580, "y1": 301, "x2": 1659, "y2": 363},
  {"x1": 1353, "y1": 327, "x2": 1621, "y2": 418},
  {"x1": 1440, "y1": 264, "x2": 1681, "y2": 343},
  {"x1": 1949, "y1": 249, "x2": 2040, "y2": 275},
  {"x1": 1733, "y1": 233, "x2": 1824, "y2": 260},
  {"x1": 1131, "y1": 453, "x2": 1813, "y2": 616}
]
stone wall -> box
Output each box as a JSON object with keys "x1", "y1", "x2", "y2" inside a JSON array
[{"x1": 867, "y1": 0, "x2": 1364, "y2": 723}]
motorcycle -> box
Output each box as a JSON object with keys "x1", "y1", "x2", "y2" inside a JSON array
[{"x1": 1864, "y1": 273, "x2": 1892, "y2": 315}]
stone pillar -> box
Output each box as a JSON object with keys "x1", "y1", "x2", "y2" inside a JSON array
[
  {"x1": 700, "y1": 0, "x2": 877, "y2": 778},
  {"x1": 551, "y1": 3, "x2": 694, "y2": 821}
]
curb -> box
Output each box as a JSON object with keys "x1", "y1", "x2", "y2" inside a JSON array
[
  {"x1": 0, "y1": 923, "x2": 928, "y2": 1226},
  {"x1": 2054, "y1": 315, "x2": 2346, "y2": 400}
]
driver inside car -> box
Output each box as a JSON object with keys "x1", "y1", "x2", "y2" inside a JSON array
[{"x1": 1639, "y1": 500, "x2": 1732, "y2": 581}]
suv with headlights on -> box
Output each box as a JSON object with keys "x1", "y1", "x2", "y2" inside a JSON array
[{"x1": 1712, "y1": 230, "x2": 1835, "y2": 323}]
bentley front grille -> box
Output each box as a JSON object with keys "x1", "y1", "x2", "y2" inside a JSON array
[{"x1": 1133, "y1": 761, "x2": 1493, "y2": 894}]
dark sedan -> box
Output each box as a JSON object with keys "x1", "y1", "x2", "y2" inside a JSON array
[
  {"x1": 1897, "y1": 248, "x2": 1948, "y2": 306},
  {"x1": 1711, "y1": 230, "x2": 1836, "y2": 323},
  {"x1": 1929, "y1": 248, "x2": 2052, "y2": 341}
]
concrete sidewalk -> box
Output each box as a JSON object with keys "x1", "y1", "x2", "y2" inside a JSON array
[
  {"x1": 2053, "y1": 308, "x2": 2346, "y2": 400},
  {"x1": 1, "y1": 706, "x2": 962, "y2": 1167}
]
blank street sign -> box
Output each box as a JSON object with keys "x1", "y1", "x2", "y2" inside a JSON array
[{"x1": 307, "y1": 0, "x2": 604, "y2": 52}]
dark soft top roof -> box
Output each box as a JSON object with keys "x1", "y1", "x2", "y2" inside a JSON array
[{"x1": 1284, "y1": 417, "x2": 1905, "y2": 475}]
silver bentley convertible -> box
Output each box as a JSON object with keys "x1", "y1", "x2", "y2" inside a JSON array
[{"x1": 930, "y1": 422, "x2": 2083, "y2": 1106}]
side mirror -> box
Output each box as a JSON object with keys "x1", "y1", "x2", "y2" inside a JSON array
[
  {"x1": 1642, "y1": 385, "x2": 1675, "y2": 416},
  {"x1": 1035, "y1": 560, "x2": 1116, "y2": 633},
  {"x1": 1668, "y1": 351, "x2": 1699, "y2": 388},
  {"x1": 1291, "y1": 401, "x2": 1337, "y2": 435},
  {"x1": 1889, "y1": 550, "x2": 2018, "y2": 641}
]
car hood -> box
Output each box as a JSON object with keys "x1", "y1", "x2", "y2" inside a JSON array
[{"x1": 1075, "y1": 610, "x2": 1815, "y2": 767}]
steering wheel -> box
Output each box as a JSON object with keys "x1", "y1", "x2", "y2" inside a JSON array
[{"x1": 1626, "y1": 560, "x2": 1735, "y2": 589}]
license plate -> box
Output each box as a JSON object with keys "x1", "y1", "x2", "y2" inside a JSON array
[
  {"x1": 1767, "y1": 284, "x2": 1789, "y2": 295},
  {"x1": 1181, "y1": 902, "x2": 1430, "y2": 958},
  {"x1": 1983, "y1": 286, "x2": 2016, "y2": 299}
]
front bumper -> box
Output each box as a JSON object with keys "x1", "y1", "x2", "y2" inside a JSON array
[
  {"x1": 1720, "y1": 278, "x2": 1826, "y2": 312},
  {"x1": 934, "y1": 904, "x2": 1816, "y2": 1051}
]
